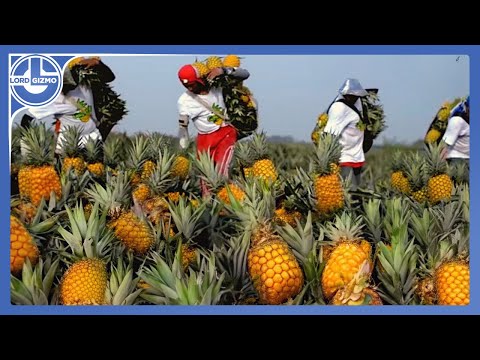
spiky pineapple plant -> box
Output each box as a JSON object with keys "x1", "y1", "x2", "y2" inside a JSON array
[
  {"x1": 424, "y1": 143, "x2": 453, "y2": 204},
  {"x1": 390, "y1": 150, "x2": 410, "y2": 194},
  {"x1": 311, "y1": 132, "x2": 344, "y2": 216},
  {"x1": 84, "y1": 137, "x2": 104, "y2": 178},
  {"x1": 59, "y1": 126, "x2": 87, "y2": 176},
  {"x1": 85, "y1": 172, "x2": 155, "y2": 256},
  {"x1": 103, "y1": 135, "x2": 124, "y2": 174},
  {"x1": 56, "y1": 203, "x2": 114, "y2": 305},
  {"x1": 403, "y1": 152, "x2": 428, "y2": 203},
  {"x1": 249, "y1": 132, "x2": 278, "y2": 183},
  {"x1": 376, "y1": 198, "x2": 419, "y2": 305},
  {"x1": 18, "y1": 123, "x2": 62, "y2": 206},
  {"x1": 225, "y1": 182, "x2": 304, "y2": 305},
  {"x1": 11, "y1": 256, "x2": 60, "y2": 305},
  {"x1": 320, "y1": 212, "x2": 372, "y2": 300}
]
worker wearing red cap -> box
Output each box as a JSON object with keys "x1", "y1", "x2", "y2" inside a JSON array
[{"x1": 177, "y1": 63, "x2": 250, "y2": 193}]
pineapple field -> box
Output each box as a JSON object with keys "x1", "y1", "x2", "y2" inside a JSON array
[
  {"x1": 9, "y1": 125, "x2": 470, "y2": 306},
  {"x1": 8, "y1": 54, "x2": 470, "y2": 307}
]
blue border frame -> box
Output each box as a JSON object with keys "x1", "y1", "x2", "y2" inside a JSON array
[{"x1": 2, "y1": 45, "x2": 477, "y2": 315}]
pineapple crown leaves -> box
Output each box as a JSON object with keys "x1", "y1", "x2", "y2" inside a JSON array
[
  {"x1": 322, "y1": 211, "x2": 365, "y2": 244},
  {"x1": 10, "y1": 257, "x2": 60, "y2": 305},
  {"x1": 376, "y1": 223, "x2": 419, "y2": 305},
  {"x1": 250, "y1": 131, "x2": 272, "y2": 161},
  {"x1": 362, "y1": 199, "x2": 383, "y2": 243},
  {"x1": 19, "y1": 122, "x2": 56, "y2": 165},
  {"x1": 85, "y1": 171, "x2": 131, "y2": 212},
  {"x1": 213, "y1": 231, "x2": 251, "y2": 287},
  {"x1": 234, "y1": 140, "x2": 254, "y2": 168},
  {"x1": 103, "y1": 135, "x2": 124, "y2": 167},
  {"x1": 56, "y1": 202, "x2": 114, "y2": 262},
  {"x1": 139, "y1": 250, "x2": 227, "y2": 305},
  {"x1": 276, "y1": 211, "x2": 315, "y2": 266},
  {"x1": 390, "y1": 150, "x2": 407, "y2": 172},
  {"x1": 424, "y1": 142, "x2": 448, "y2": 176},
  {"x1": 145, "y1": 147, "x2": 176, "y2": 194},
  {"x1": 126, "y1": 134, "x2": 150, "y2": 168},
  {"x1": 312, "y1": 133, "x2": 342, "y2": 175},
  {"x1": 59, "y1": 125, "x2": 86, "y2": 158},
  {"x1": 169, "y1": 196, "x2": 208, "y2": 240},
  {"x1": 193, "y1": 150, "x2": 228, "y2": 193},
  {"x1": 383, "y1": 197, "x2": 412, "y2": 240},
  {"x1": 402, "y1": 152, "x2": 427, "y2": 191},
  {"x1": 83, "y1": 136, "x2": 103, "y2": 163},
  {"x1": 105, "y1": 253, "x2": 143, "y2": 305}
]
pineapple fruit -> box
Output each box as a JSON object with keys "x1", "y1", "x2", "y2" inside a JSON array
[
  {"x1": 171, "y1": 155, "x2": 190, "y2": 180},
  {"x1": 60, "y1": 126, "x2": 87, "y2": 176},
  {"x1": 192, "y1": 61, "x2": 209, "y2": 77},
  {"x1": 217, "y1": 183, "x2": 246, "y2": 205},
  {"x1": 10, "y1": 215, "x2": 39, "y2": 275},
  {"x1": 425, "y1": 143, "x2": 453, "y2": 204},
  {"x1": 247, "y1": 222, "x2": 304, "y2": 305},
  {"x1": 84, "y1": 137, "x2": 104, "y2": 177},
  {"x1": 250, "y1": 132, "x2": 278, "y2": 183},
  {"x1": 205, "y1": 56, "x2": 223, "y2": 70},
  {"x1": 402, "y1": 152, "x2": 428, "y2": 203},
  {"x1": 223, "y1": 54, "x2": 241, "y2": 68},
  {"x1": 57, "y1": 204, "x2": 112, "y2": 305},
  {"x1": 18, "y1": 123, "x2": 62, "y2": 206},
  {"x1": 435, "y1": 260, "x2": 469, "y2": 305},
  {"x1": 321, "y1": 212, "x2": 372, "y2": 300},
  {"x1": 86, "y1": 173, "x2": 154, "y2": 255},
  {"x1": 312, "y1": 133, "x2": 344, "y2": 215},
  {"x1": 390, "y1": 150, "x2": 410, "y2": 194}
]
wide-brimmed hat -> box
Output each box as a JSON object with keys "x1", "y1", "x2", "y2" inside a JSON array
[{"x1": 339, "y1": 78, "x2": 369, "y2": 97}]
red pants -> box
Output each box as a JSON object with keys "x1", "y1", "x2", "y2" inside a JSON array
[{"x1": 197, "y1": 125, "x2": 237, "y2": 195}]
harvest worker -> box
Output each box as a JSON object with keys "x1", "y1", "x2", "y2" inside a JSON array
[
  {"x1": 441, "y1": 96, "x2": 470, "y2": 167},
  {"x1": 21, "y1": 56, "x2": 115, "y2": 155},
  {"x1": 176, "y1": 63, "x2": 250, "y2": 194},
  {"x1": 323, "y1": 78, "x2": 370, "y2": 191}
]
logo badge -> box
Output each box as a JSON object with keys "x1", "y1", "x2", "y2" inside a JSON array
[{"x1": 9, "y1": 54, "x2": 62, "y2": 107}]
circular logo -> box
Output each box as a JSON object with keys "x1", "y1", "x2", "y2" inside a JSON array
[{"x1": 10, "y1": 54, "x2": 62, "y2": 107}]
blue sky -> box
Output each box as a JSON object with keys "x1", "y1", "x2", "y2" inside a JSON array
[{"x1": 14, "y1": 54, "x2": 469, "y2": 144}]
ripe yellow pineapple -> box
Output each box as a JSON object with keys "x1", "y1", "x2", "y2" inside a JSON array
[
  {"x1": 390, "y1": 151, "x2": 411, "y2": 194},
  {"x1": 57, "y1": 203, "x2": 112, "y2": 305},
  {"x1": 250, "y1": 132, "x2": 278, "y2": 183},
  {"x1": 192, "y1": 61, "x2": 209, "y2": 77},
  {"x1": 61, "y1": 258, "x2": 108, "y2": 305},
  {"x1": 312, "y1": 133, "x2": 344, "y2": 216},
  {"x1": 425, "y1": 143, "x2": 453, "y2": 204},
  {"x1": 60, "y1": 126, "x2": 86, "y2": 176},
  {"x1": 425, "y1": 128, "x2": 442, "y2": 144},
  {"x1": 273, "y1": 207, "x2": 302, "y2": 227},
  {"x1": 132, "y1": 183, "x2": 151, "y2": 204},
  {"x1": 248, "y1": 223, "x2": 304, "y2": 305},
  {"x1": 435, "y1": 260, "x2": 469, "y2": 305},
  {"x1": 321, "y1": 212, "x2": 372, "y2": 300},
  {"x1": 223, "y1": 54, "x2": 241, "y2": 68},
  {"x1": 181, "y1": 243, "x2": 197, "y2": 270},
  {"x1": 86, "y1": 173, "x2": 154, "y2": 256},
  {"x1": 18, "y1": 123, "x2": 62, "y2": 206},
  {"x1": 84, "y1": 137, "x2": 104, "y2": 178},
  {"x1": 205, "y1": 55, "x2": 224, "y2": 70},
  {"x1": 10, "y1": 215, "x2": 39, "y2": 275},
  {"x1": 330, "y1": 261, "x2": 382, "y2": 305},
  {"x1": 217, "y1": 183, "x2": 246, "y2": 205},
  {"x1": 141, "y1": 160, "x2": 156, "y2": 181},
  {"x1": 13, "y1": 200, "x2": 37, "y2": 224},
  {"x1": 171, "y1": 155, "x2": 190, "y2": 179}
]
